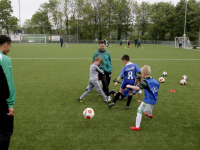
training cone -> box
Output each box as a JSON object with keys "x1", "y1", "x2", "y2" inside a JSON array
[{"x1": 170, "y1": 89, "x2": 176, "y2": 92}]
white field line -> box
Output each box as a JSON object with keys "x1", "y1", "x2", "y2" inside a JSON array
[{"x1": 11, "y1": 58, "x2": 200, "y2": 60}]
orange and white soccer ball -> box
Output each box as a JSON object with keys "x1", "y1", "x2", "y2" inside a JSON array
[
  {"x1": 159, "y1": 77, "x2": 165, "y2": 83},
  {"x1": 83, "y1": 108, "x2": 95, "y2": 119},
  {"x1": 182, "y1": 75, "x2": 188, "y2": 80},
  {"x1": 180, "y1": 79, "x2": 186, "y2": 85}
]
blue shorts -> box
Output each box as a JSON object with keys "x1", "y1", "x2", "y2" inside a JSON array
[
  {"x1": 121, "y1": 79, "x2": 135, "y2": 90},
  {"x1": 123, "y1": 89, "x2": 138, "y2": 98}
]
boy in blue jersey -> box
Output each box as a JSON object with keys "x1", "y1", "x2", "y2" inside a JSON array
[
  {"x1": 108, "y1": 54, "x2": 141, "y2": 109},
  {"x1": 127, "y1": 65, "x2": 160, "y2": 131}
]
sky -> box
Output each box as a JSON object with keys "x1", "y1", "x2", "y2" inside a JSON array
[{"x1": 11, "y1": 0, "x2": 181, "y2": 26}]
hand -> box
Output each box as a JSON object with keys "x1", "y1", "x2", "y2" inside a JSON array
[
  {"x1": 7, "y1": 107, "x2": 15, "y2": 116},
  {"x1": 137, "y1": 100, "x2": 141, "y2": 102},
  {"x1": 114, "y1": 82, "x2": 118, "y2": 87},
  {"x1": 126, "y1": 85, "x2": 131, "y2": 88}
]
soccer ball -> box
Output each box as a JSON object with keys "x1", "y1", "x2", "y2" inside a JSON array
[
  {"x1": 182, "y1": 75, "x2": 188, "y2": 80},
  {"x1": 162, "y1": 71, "x2": 167, "y2": 76},
  {"x1": 180, "y1": 79, "x2": 186, "y2": 85},
  {"x1": 159, "y1": 77, "x2": 165, "y2": 83},
  {"x1": 83, "y1": 108, "x2": 95, "y2": 119}
]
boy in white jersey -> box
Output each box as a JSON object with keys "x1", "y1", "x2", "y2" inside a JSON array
[
  {"x1": 109, "y1": 54, "x2": 141, "y2": 109},
  {"x1": 78, "y1": 57, "x2": 108, "y2": 103}
]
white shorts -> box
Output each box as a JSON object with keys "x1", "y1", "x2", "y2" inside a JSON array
[{"x1": 137, "y1": 101, "x2": 154, "y2": 114}]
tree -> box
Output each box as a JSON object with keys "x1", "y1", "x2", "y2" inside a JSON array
[
  {"x1": 133, "y1": 1, "x2": 151, "y2": 36},
  {"x1": 149, "y1": 2, "x2": 176, "y2": 40},
  {"x1": 0, "y1": 0, "x2": 18, "y2": 34}
]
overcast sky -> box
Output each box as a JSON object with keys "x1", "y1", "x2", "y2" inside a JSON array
[{"x1": 11, "y1": 0, "x2": 180, "y2": 26}]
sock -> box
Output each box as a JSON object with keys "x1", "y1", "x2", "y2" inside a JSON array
[
  {"x1": 113, "y1": 92, "x2": 121, "y2": 103},
  {"x1": 126, "y1": 95, "x2": 132, "y2": 106},
  {"x1": 136, "y1": 113, "x2": 142, "y2": 128}
]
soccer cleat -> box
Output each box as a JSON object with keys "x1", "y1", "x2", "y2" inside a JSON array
[
  {"x1": 78, "y1": 98, "x2": 83, "y2": 103},
  {"x1": 144, "y1": 113, "x2": 153, "y2": 118},
  {"x1": 108, "y1": 102, "x2": 115, "y2": 108},
  {"x1": 109, "y1": 89, "x2": 115, "y2": 95},
  {"x1": 107, "y1": 96, "x2": 112, "y2": 102},
  {"x1": 125, "y1": 106, "x2": 130, "y2": 110},
  {"x1": 130, "y1": 126, "x2": 140, "y2": 131}
]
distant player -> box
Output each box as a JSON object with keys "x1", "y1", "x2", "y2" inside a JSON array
[
  {"x1": 127, "y1": 65, "x2": 160, "y2": 131},
  {"x1": 127, "y1": 40, "x2": 130, "y2": 48},
  {"x1": 108, "y1": 54, "x2": 141, "y2": 109},
  {"x1": 137, "y1": 38, "x2": 141, "y2": 48},
  {"x1": 119, "y1": 38, "x2": 123, "y2": 46},
  {"x1": 78, "y1": 57, "x2": 108, "y2": 103},
  {"x1": 60, "y1": 37, "x2": 63, "y2": 48},
  {"x1": 104, "y1": 38, "x2": 107, "y2": 45},
  {"x1": 134, "y1": 37, "x2": 138, "y2": 48},
  {"x1": 179, "y1": 41, "x2": 182, "y2": 48}
]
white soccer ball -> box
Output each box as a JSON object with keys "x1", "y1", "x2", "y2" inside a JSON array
[
  {"x1": 83, "y1": 108, "x2": 95, "y2": 119},
  {"x1": 159, "y1": 77, "x2": 165, "y2": 83},
  {"x1": 180, "y1": 79, "x2": 186, "y2": 85},
  {"x1": 162, "y1": 71, "x2": 167, "y2": 76},
  {"x1": 182, "y1": 75, "x2": 188, "y2": 80}
]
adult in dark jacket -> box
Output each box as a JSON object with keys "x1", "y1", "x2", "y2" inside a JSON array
[{"x1": 60, "y1": 37, "x2": 63, "y2": 47}]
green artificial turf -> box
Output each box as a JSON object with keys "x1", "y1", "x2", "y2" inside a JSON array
[{"x1": 8, "y1": 43, "x2": 200, "y2": 150}]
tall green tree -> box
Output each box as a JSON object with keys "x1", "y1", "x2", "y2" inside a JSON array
[{"x1": 0, "y1": 0, "x2": 18, "y2": 34}]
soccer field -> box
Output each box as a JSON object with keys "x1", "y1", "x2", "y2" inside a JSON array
[{"x1": 9, "y1": 43, "x2": 200, "y2": 150}]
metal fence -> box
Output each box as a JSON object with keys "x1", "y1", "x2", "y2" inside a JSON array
[{"x1": 4, "y1": 34, "x2": 200, "y2": 46}]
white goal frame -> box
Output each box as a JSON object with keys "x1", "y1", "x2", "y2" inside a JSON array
[{"x1": 175, "y1": 37, "x2": 192, "y2": 49}]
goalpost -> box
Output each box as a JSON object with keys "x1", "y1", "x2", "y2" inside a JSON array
[
  {"x1": 175, "y1": 37, "x2": 192, "y2": 49},
  {"x1": 20, "y1": 34, "x2": 46, "y2": 43}
]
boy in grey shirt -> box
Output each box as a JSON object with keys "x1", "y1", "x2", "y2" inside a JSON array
[{"x1": 78, "y1": 57, "x2": 108, "y2": 103}]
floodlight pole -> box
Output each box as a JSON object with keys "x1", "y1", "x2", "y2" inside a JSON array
[
  {"x1": 18, "y1": 0, "x2": 21, "y2": 28},
  {"x1": 184, "y1": 0, "x2": 187, "y2": 48},
  {"x1": 199, "y1": 28, "x2": 200, "y2": 46}
]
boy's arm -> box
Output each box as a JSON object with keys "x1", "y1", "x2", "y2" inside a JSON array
[
  {"x1": 135, "y1": 64, "x2": 141, "y2": 74},
  {"x1": 115, "y1": 67, "x2": 125, "y2": 86},
  {"x1": 95, "y1": 65, "x2": 104, "y2": 74},
  {"x1": 127, "y1": 80, "x2": 147, "y2": 90},
  {"x1": 126, "y1": 85, "x2": 141, "y2": 90}
]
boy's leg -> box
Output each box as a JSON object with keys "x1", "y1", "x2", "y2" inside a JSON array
[
  {"x1": 92, "y1": 80, "x2": 108, "y2": 102},
  {"x1": 109, "y1": 88, "x2": 124, "y2": 108},
  {"x1": 145, "y1": 104, "x2": 154, "y2": 117},
  {"x1": 79, "y1": 82, "x2": 94, "y2": 100},
  {"x1": 126, "y1": 90, "x2": 133, "y2": 109},
  {"x1": 136, "y1": 102, "x2": 146, "y2": 127}
]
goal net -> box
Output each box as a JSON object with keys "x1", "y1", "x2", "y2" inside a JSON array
[
  {"x1": 20, "y1": 34, "x2": 46, "y2": 43},
  {"x1": 175, "y1": 37, "x2": 192, "y2": 49}
]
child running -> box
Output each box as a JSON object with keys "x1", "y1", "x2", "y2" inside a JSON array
[
  {"x1": 108, "y1": 54, "x2": 141, "y2": 109},
  {"x1": 127, "y1": 65, "x2": 160, "y2": 131},
  {"x1": 78, "y1": 57, "x2": 108, "y2": 103}
]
